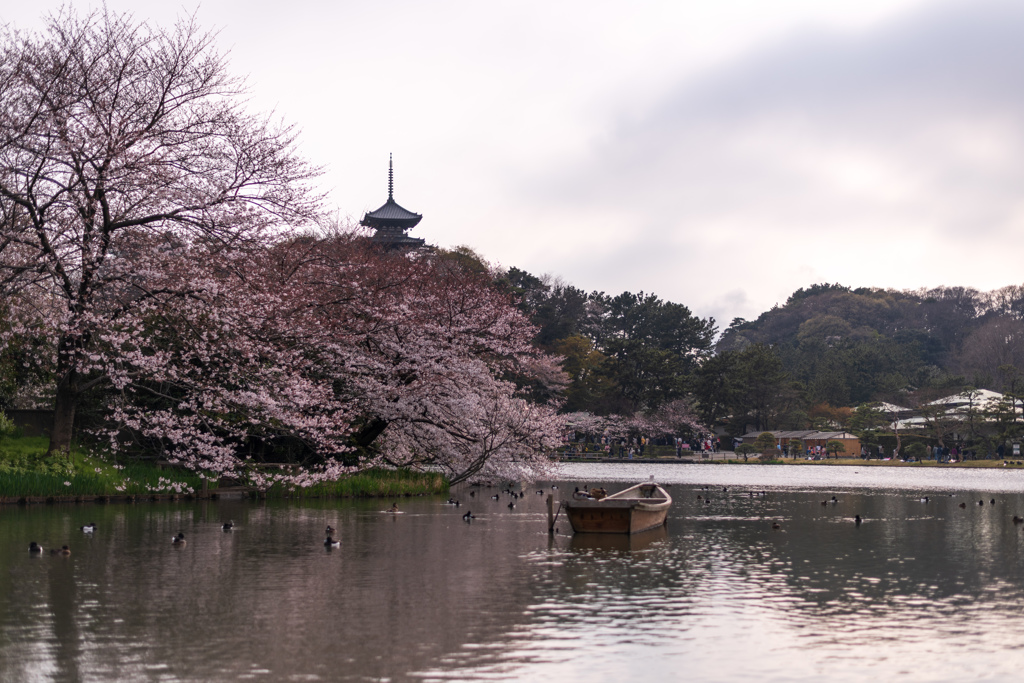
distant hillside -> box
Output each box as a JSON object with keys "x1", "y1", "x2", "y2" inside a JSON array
[
  {"x1": 499, "y1": 259, "x2": 1024, "y2": 438},
  {"x1": 717, "y1": 283, "x2": 1024, "y2": 403}
]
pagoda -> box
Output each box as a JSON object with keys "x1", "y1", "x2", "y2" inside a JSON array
[{"x1": 360, "y1": 155, "x2": 425, "y2": 249}]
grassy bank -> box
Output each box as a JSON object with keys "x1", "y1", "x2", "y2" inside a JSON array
[
  {"x1": 0, "y1": 436, "x2": 207, "y2": 499},
  {"x1": 0, "y1": 436, "x2": 449, "y2": 500}
]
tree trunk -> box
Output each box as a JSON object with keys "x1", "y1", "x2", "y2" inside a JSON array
[
  {"x1": 48, "y1": 372, "x2": 79, "y2": 456},
  {"x1": 352, "y1": 418, "x2": 389, "y2": 449}
]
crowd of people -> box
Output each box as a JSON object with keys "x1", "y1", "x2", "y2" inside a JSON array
[{"x1": 560, "y1": 434, "x2": 719, "y2": 459}]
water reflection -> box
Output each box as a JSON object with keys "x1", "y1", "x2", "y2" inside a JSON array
[
  {"x1": 3, "y1": 465, "x2": 1024, "y2": 681},
  {"x1": 569, "y1": 526, "x2": 668, "y2": 552}
]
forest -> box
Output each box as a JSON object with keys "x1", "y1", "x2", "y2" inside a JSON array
[{"x1": 500, "y1": 275, "x2": 1024, "y2": 444}]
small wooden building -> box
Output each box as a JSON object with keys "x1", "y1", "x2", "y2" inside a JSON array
[
  {"x1": 802, "y1": 431, "x2": 861, "y2": 456},
  {"x1": 741, "y1": 430, "x2": 861, "y2": 456}
]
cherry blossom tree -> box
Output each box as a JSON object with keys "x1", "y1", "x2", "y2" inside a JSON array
[
  {"x1": 634, "y1": 398, "x2": 711, "y2": 440},
  {"x1": 84, "y1": 233, "x2": 358, "y2": 483},
  {"x1": 31, "y1": 230, "x2": 565, "y2": 486},
  {"x1": 0, "y1": 9, "x2": 321, "y2": 454},
  {"x1": 563, "y1": 411, "x2": 610, "y2": 441},
  {"x1": 293, "y1": 236, "x2": 565, "y2": 484},
  {"x1": 0, "y1": 10, "x2": 565, "y2": 485},
  {"x1": 563, "y1": 399, "x2": 709, "y2": 446}
]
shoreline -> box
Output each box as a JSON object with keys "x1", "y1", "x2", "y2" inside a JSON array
[
  {"x1": 0, "y1": 486, "x2": 448, "y2": 507},
  {"x1": 0, "y1": 490, "x2": 447, "y2": 507},
  {"x1": 0, "y1": 489, "x2": 242, "y2": 506},
  {"x1": 555, "y1": 455, "x2": 1016, "y2": 469},
  {"x1": 555, "y1": 460, "x2": 1024, "y2": 493},
  {"x1": 0, "y1": 465, "x2": 449, "y2": 506}
]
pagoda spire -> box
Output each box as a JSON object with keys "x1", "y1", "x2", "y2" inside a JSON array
[{"x1": 360, "y1": 155, "x2": 424, "y2": 250}]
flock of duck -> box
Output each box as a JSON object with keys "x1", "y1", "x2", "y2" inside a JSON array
[
  {"x1": 444, "y1": 483, "x2": 560, "y2": 524},
  {"x1": 29, "y1": 519, "x2": 235, "y2": 555},
  {"x1": 26, "y1": 499, "x2": 422, "y2": 557},
  {"x1": 694, "y1": 488, "x2": 1021, "y2": 531},
  {"x1": 28, "y1": 541, "x2": 70, "y2": 556},
  {"x1": 28, "y1": 521, "x2": 97, "y2": 556},
  {"x1": 32, "y1": 483, "x2": 1019, "y2": 552}
]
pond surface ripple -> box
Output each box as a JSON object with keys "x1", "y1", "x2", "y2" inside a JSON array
[{"x1": 2, "y1": 463, "x2": 1024, "y2": 682}]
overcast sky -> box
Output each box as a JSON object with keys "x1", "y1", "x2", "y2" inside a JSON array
[{"x1": 6, "y1": 0, "x2": 1023, "y2": 328}]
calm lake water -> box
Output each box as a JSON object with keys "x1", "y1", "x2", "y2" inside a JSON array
[{"x1": 4, "y1": 462, "x2": 1024, "y2": 682}]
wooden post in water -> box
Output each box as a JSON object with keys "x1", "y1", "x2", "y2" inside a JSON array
[{"x1": 547, "y1": 494, "x2": 554, "y2": 534}]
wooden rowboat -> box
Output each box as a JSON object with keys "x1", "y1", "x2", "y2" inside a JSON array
[{"x1": 563, "y1": 481, "x2": 672, "y2": 534}]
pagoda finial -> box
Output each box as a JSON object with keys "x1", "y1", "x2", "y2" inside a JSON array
[{"x1": 388, "y1": 153, "x2": 394, "y2": 200}]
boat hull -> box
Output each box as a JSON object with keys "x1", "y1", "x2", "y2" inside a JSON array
[{"x1": 564, "y1": 499, "x2": 669, "y2": 534}]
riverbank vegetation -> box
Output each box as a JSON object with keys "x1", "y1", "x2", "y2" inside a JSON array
[
  {"x1": 0, "y1": 436, "x2": 448, "y2": 500},
  {"x1": 0, "y1": 437, "x2": 205, "y2": 499}
]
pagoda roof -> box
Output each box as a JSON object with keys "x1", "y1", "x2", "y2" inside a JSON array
[{"x1": 361, "y1": 197, "x2": 422, "y2": 229}]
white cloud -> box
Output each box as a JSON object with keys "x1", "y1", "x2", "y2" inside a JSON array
[
  {"x1": 511, "y1": 0, "x2": 1024, "y2": 320},
  {"x1": 5, "y1": 0, "x2": 1018, "y2": 324}
]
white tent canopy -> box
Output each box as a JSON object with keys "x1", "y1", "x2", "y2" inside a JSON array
[
  {"x1": 875, "y1": 401, "x2": 911, "y2": 413},
  {"x1": 927, "y1": 389, "x2": 1005, "y2": 407}
]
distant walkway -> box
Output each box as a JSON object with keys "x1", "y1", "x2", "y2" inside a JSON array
[{"x1": 557, "y1": 450, "x2": 737, "y2": 464}]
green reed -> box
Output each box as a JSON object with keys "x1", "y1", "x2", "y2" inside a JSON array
[{"x1": 0, "y1": 436, "x2": 208, "y2": 498}]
